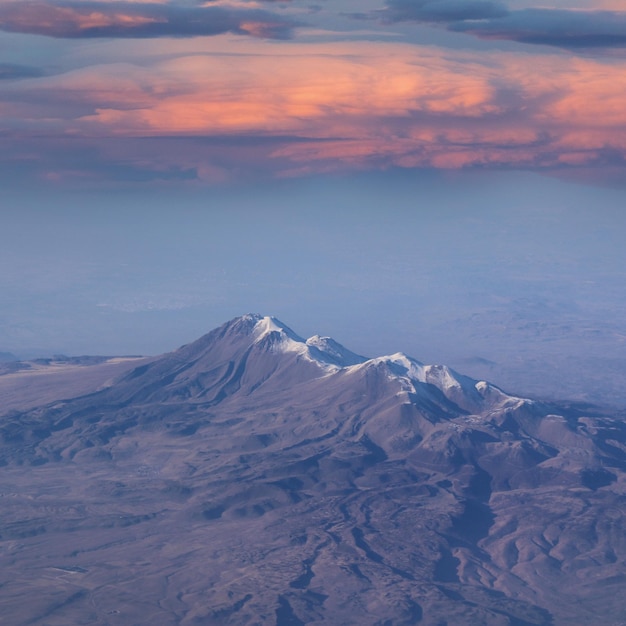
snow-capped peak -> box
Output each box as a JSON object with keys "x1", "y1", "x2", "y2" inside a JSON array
[
  {"x1": 239, "y1": 315, "x2": 529, "y2": 411},
  {"x1": 361, "y1": 352, "x2": 426, "y2": 380},
  {"x1": 245, "y1": 316, "x2": 367, "y2": 372},
  {"x1": 421, "y1": 364, "x2": 464, "y2": 391},
  {"x1": 305, "y1": 335, "x2": 367, "y2": 367},
  {"x1": 252, "y1": 316, "x2": 307, "y2": 352},
  {"x1": 343, "y1": 351, "x2": 529, "y2": 414},
  {"x1": 253, "y1": 316, "x2": 292, "y2": 340}
]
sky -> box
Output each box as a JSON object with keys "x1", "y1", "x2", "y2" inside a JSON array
[
  {"x1": 1, "y1": 0, "x2": 625, "y2": 406},
  {"x1": 1, "y1": 0, "x2": 625, "y2": 185}
]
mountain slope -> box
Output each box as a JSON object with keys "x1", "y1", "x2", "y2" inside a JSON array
[{"x1": 0, "y1": 315, "x2": 625, "y2": 625}]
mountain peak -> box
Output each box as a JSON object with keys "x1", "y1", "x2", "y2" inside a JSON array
[
  {"x1": 110, "y1": 314, "x2": 531, "y2": 416},
  {"x1": 213, "y1": 316, "x2": 525, "y2": 411},
  {"x1": 252, "y1": 315, "x2": 305, "y2": 345},
  {"x1": 305, "y1": 334, "x2": 367, "y2": 366},
  {"x1": 218, "y1": 315, "x2": 366, "y2": 369}
]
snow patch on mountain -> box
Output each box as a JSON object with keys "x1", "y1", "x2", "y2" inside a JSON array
[
  {"x1": 251, "y1": 317, "x2": 349, "y2": 373},
  {"x1": 474, "y1": 379, "x2": 530, "y2": 410},
  {"x1": 305, "y1": 335, "x2": 366, "y2": 367},
  {"x1": 243, "y1": 315, "x2": 533, "y2": 410},
  {"x1": 252, "y1": 316, "x2": 310, "y2": 355},
  {"x1": 344, "y1": 349, "x2": 531, "y2": 414}
]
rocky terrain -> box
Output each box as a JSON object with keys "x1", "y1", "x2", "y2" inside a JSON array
[{"x1": 0, "y1": 315, "x2": 625, "y2": 625}]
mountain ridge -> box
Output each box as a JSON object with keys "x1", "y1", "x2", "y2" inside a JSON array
[
  {"x1": 0, "y1": 315, "x2": 625, "y2": 625},
  {"x1": 104, "y1": 313, "x2": 531, "y2": 416}
]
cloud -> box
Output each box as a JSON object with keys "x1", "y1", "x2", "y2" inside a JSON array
[
  {"x1": 2, "y1": 40, "x2": 625, "y2": 185},
  {"x1": 0, "y1": 63, "x2": 44, "y2": 80},
  {"x1": 0, "y1": 1, "x2": 296, "y2": 39},
  {"x1": 451, "y1": 9, "x2": 626, "y2": 48},
  {"x1": 380, "y1": 1, "x2": 626, "y2": 50},
  {"x1": 384, "y1": 0, "x2": 508, "y2": 23}
]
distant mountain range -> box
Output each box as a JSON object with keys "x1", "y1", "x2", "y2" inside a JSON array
[{"x1": 1, "y1": 315, "x2": 625, "y2": 625}]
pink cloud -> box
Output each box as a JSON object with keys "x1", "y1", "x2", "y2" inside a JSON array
[{"x1": 2, "y1": 39, "x2": 625, "y2": 183}]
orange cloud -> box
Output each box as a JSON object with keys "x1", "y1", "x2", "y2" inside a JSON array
[
  {"x1": 72, "y1": 45, "x2": 498, "y2": 135},
  {"x1": 5, "y1": 38, "x2": 626, "y2": 180}
]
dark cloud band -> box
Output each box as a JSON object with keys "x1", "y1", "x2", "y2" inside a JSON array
[
  {"x1": 0, "y1": 1, "x2": 296, "y2": 39},
  {"x1": 384, "y1": 0, "x2": 507, "y2": 23},
  {"x1": 0, "y1": 63, "x2": 45, "y2": 80},
  {"x1": 381, "y1": 0, "x2": 626, "y2": 50},
  {"x1": 451, "y1": 9, "x2": 626, "y2": 49}
]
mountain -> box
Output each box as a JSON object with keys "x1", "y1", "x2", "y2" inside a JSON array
[{"x1": 1, "y1": 314, "x2": 625, "y2": 626}]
